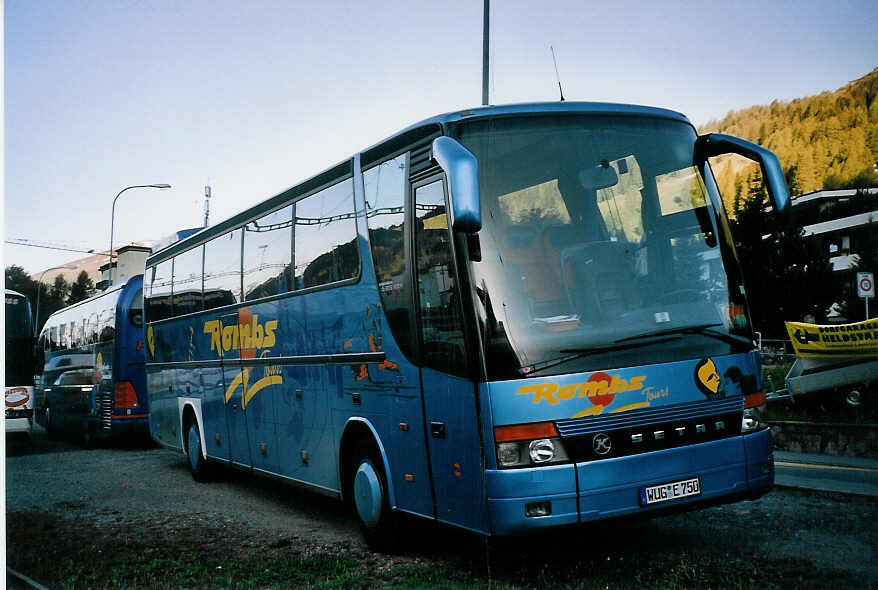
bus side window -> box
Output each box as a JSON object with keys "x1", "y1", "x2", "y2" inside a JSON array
[
  {"x1": 293, "y1": 178, "x2": 359, "y2": 290},
  {"x1": 100, "y1": 308, "x2": 115, "y2": 342},
  {"x1": 363, "y1": 153, "x2": 412, "y2": 359},
  {"x1": 147, "y1": 261, "x2": 174, "y2": 321},
  {"x1": 129, "y1": 288, "x2": 144, "y2": 327},
  {"x1": 204, "y1": 230, "x2": 242, "y2": 310},
  {"x1": 413, "y1": 177, "x2": 468, "y2": 377},
  {"x1": 173, "y1": 247, "x2": 204, "y2": 316},
  {"x1": 243, "y1": 205, "x2": 293, "y2": 301}
]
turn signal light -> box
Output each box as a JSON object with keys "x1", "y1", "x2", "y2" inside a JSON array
[
  {"x1": 744, "y1": 392, "x2": 766, "y2": 409},
  {"x1": 494, "y1": 421, "x2": 558, "y2": 442},
  {"x1": 114, "y1": 381, "x2": 138, "y2": 409}
]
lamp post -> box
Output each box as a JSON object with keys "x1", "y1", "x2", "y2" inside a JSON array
[
  {"x1": 108, "y1": 184, "x2": 171, "y2": 286},
  {"x1": 34, "y1": 264, "x2": 78, "y2": 338}
]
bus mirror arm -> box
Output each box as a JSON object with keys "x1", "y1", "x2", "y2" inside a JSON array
[
  {"x1": 431, "y1": 136, "x2": 482, "y2": 234},
  {"x1": 696, "y1": 133, "x2": 790, "y2": 215}
]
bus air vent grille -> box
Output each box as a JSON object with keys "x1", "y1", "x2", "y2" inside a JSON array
[
  {"x1": 97, "y1": 392, "x2": 113, "y2": 431},
  {"x1": 555, "y1": 398, "x2": 745, "y2": 463},
  {"x1": 555, "y1": 398, "x2": 743, "y2": 438}
]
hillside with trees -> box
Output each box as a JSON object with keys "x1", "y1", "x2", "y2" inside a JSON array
[{"x1": 700, "y1": 67, "x2": 878, "y2": 214}]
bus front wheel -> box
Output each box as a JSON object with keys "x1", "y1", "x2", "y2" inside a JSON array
[
  {"x1": 351, "y1": 444, "x2": 398, "y2": 552},
  {"x1": 187, "y1": 421, "x2": 214, "y2": 482}
]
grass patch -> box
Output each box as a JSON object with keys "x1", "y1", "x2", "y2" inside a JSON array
[{"x1": 8, "y1": 509, "x2": 872, "y2": 589}]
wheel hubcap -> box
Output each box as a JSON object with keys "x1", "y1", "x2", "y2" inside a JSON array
[
  {"x1": 846, "y1": 390, "x2": 863, "y2": 407},
  {"x1": 353, "y1": 461, "x2": 383, "y2": 528}
]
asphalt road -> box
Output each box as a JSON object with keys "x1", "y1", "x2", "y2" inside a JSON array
[{"x1": 5, "y1": 427, "x2": 878, "y2": 588}]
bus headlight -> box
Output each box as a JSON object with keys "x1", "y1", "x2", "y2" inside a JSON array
[
  {"x1": 741, "y1": 392, "x2": 767, "y2": 433},
  {"x1": 494, "y1": 422, "x2": 569, "y2": 468},
  {"x1": 529, "y1": 438, "x2": 557, "y2": 463},
  {"x1": 741, "y1": 408, "x2": 764, "y2": 433},
  {"x1": 497, "y1": 442, "x2": 522, "y2": 467}
]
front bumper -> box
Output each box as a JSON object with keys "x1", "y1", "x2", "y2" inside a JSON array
[
  {"x1": 486, "y1": 428, "x2": 773, "y2": 535},
  {"x1": 5, "y1": 414, "x2": 33, "y2": 434}
]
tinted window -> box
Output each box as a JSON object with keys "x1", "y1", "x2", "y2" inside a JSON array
[
  {"x1": 414, "y1": 178, "x2": 467, "y2": 377},
  {"x1": 203, "y1": 230, "x2": 242, "y2": 310},
  {"x1": 244, "y1": 205, "x2": 293, "y2": 301},
  {"x1": 98, "y1": 291, "x2": 121, "y2": 342},
  {"x1": 294, "y1": 179, "x2": 359, "y2": 289},
  {"x1": 129, "y1": 288, "x2": 144, "y2": 328},
  {"x1": 173, "y1": 247, "x2": 204, "y2": 316},
  {"x1": 4, "y1": 295, "x2": 32, "y2": 339},
  {"x1": 88, "y1": 300, "x2": 102, "y2": 344},
  {"x1": 364, "y1": 154, "x2": 412, "y2": 358},
  {"x1": 147, "y1": 261, "x2": 174, "y2": 322}
]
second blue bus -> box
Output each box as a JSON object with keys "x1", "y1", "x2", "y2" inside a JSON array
[{"x1": 36, "y1": 274, "x2": 149, "y2": 444}]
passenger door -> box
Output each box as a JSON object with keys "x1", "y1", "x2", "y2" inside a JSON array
[{"x1": 412, "y1": 176, "x2": 489, "y2": 533}]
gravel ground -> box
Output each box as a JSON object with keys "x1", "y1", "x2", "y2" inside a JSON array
[{"x1": 5, "y1": 428, "x2": 878, "y2": 588}]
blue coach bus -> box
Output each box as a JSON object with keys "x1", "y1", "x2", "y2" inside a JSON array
[
  {"x1": 145, "y1": 102, "x2": 787, "y2": 548},
  {"x1": 36, "y1": 275, "x2": 149, "y2": 444},
  {"x1": 6, "y1": 290, "x2": 36, "y2": 435}
]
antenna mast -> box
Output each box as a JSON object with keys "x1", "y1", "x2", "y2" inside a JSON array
[
  {"x1": 204, "y1": 185, "x2": 212, "y2": 227},
  {"x1": 482, "y1": 0, "x2": 490, "y2": 105},
  {"x1": 550, "y1": 45, "x2": 565, "y2": 102}
]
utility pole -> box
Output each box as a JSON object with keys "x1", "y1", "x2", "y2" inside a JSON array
[{"x1": 482, "y1": 0, "x2": 489, "y2": 105}]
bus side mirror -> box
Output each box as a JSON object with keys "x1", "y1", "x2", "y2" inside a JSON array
[
  {"x1": 697, "y1": 133, "x2": 790, "y2": 215},
  {"x1": 431, "y1": 136, "x2": 482, "y2": 234}
]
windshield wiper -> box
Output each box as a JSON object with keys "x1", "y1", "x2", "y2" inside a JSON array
[
  {"x1": 615, "y1": 322, "x2": 753, "y2": 349},
  {"x1": 520, "y1": 336, "x2": 679, "y2": 376}
]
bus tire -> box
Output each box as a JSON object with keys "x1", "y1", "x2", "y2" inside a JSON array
[
  {"x1": 187, "y1": 420, "x2": 214, "y2": 482},
  {"x1": 351, "y1": 443, "x2": 398, "y2": 552},
  {"x1": 44, "y1": 405, "x2": 58, "y2": 439},
  {"x1": 83, "y1": 423, "x2": 95, "y2": 448}
]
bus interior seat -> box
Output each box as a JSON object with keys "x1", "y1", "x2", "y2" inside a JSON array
[
  {"x1": 500, "y1": 224, "x2": 565, "y2": 317},
  {"x1": 561, "y1": 241, "x2": 636, "y2": 322}
]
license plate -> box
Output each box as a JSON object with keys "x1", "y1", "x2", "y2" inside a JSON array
[{"x1": 640, "y1": 477, "x2": 701, "y2": 506}]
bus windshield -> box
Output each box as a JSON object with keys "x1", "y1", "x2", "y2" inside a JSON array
[{"x1": 457, "y1": 115, "x2": 752, "y2": 379}]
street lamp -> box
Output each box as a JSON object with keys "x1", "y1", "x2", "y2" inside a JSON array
[
  {"x1": 108, "y1": 184, "x2": 171, "y2": 286},
  {"x1": 34, "y1": 264, "x2": 78, "y2": 338}
]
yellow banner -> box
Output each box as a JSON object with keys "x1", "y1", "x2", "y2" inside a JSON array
[{"x1": 785, "y1": 319, "x2": 878, "y2": 358}]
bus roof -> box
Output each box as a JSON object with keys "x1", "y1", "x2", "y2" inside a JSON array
[
  {"x1": 40, "y1": 275, "x2": 141, "y2": 326},
  {"x1": 147, "y1": 101, "x2": 692, "y2": 265},
  {"x1": 5, "y1": 289, "x2": 27, "y2": 299}
]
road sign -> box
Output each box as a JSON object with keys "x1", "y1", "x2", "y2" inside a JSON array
[{"x1": 857, "y1": 272, "x2": 874, "y2": 298}]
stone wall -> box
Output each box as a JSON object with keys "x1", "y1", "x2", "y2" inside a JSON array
[{"x1": 769, "y1": 421, "x2": 878, "y2": 458}]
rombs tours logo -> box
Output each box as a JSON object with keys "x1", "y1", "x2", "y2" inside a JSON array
[
  {"x1": 694, "y1": 357, "x2": 726, "y2": 400},
  {"x1": 203, "y1": 307, "x2": 282, "y2": 409},
  {"x1": 517, "y1": 371, "x2": 650, "y2": 417}
]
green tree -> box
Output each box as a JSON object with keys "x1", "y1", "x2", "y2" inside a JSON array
[
  {"x1": 5, "y1": 265, "x2": 37, "y2": 300},
  {"x1": 68, "y1": 271, "x2": 95, "y2": 304},
  {"x1": 700, "y1": 67, "x2": 878, "y2": 198},
  {"x1": 730, "y1": 198, "x2": 836, "y2": 337}
]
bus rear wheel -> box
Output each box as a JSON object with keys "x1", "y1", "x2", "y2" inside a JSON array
[
  {"x1": 44, "y1": 406, "x2": 58, "y2": 439},
  {"x1": 187, "y1": 420, "x2": 214, "y2": 482},
  {"x1": 351, "y1": 444, "x2": 398, "y2": 552}
]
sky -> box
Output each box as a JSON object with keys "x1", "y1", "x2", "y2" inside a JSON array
[{"x1": 4, "y1": 0, "x2": 877, "y2": 276}]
